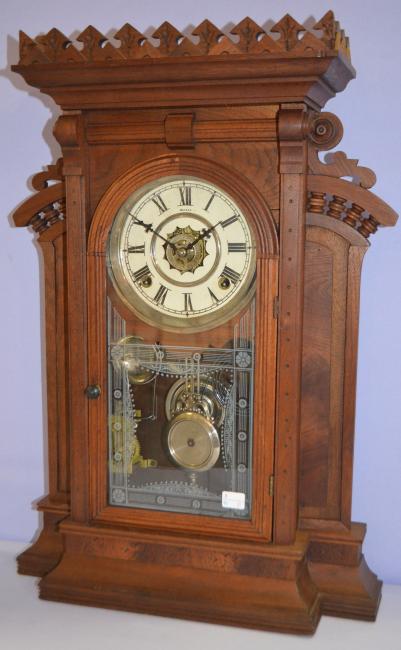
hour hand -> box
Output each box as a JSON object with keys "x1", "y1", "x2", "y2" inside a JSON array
[
  {"x1": 133, "y1": 217, "x2": 176, "y2": 251},
  {"x1": 134, "y1": 217, "x2": 154, "y2": 233}
]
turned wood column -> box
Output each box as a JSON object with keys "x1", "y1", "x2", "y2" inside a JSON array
[{"x1": 274, "y1": 107, "x2": 309, "y2": 544}]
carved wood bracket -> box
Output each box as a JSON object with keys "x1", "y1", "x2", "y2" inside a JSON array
[
  {"x1": 53, "y1": 115, "x2": 86, "y2": 176},
  {"x1": 13, "y1": 159, "x2": 66, "y2": 238},
  {"x1": 307, "y1": 112, "x2": 398, "y2": 239}
]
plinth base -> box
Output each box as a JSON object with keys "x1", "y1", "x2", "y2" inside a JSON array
[
  {"x1": 26, "y1": 519, "x2": 382, "y2": 635},
  {"x1": 17, "y1": 498, "x2": 69, "y2": 577}
]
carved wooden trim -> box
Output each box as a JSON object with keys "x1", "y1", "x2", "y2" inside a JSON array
[
  {"x1": 308, "y1": 113, "x2": 376, "y2": 189},
  {"x1": 307, "y1": 175, "x2": 398, "y2": 239},
  {"x1": 16, "y1": 13, "x2": 350, "y2": 66},
  {"x1": 13, "y1": 159, "x2": 66, "y2": 236},
  {"x1": 307, "y1": 112, "x2": 398, "y2": 238}
]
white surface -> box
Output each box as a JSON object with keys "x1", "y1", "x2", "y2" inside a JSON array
[
  {"x1": 1, "y1": 541, "x2": 401, "y2": 650},
  {"x1": 1, "y1": 0, "x2": 401, "y2": 584}
]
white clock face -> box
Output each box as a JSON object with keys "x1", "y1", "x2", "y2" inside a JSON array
[{"x1": 108, "y1": 176, "x2": 256, "y2": 331}]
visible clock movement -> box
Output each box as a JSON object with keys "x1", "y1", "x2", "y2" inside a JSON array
[{"x1": 12, "y1": 13, "x2": 398, "y2": 635}]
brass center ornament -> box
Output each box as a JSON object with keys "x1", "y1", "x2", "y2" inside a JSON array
[{"x1": 163, "y1": 224, "x2": 208, "y2": 274}]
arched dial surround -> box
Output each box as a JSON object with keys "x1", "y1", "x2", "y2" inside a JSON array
[{"x1": 108, "y1": 176, "x2": 256, "y2": 331}]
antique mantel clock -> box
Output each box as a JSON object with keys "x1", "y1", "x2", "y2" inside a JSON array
[{"x1": 12, "y1": 13, "x2": 398, "y2": 634}]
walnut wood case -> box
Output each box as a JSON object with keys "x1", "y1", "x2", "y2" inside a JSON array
[{"x1": 12, "y1": 14, "x2": 398, "y2": 634}]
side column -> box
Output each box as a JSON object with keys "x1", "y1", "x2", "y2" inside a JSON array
[
  {"x1": 274, "y1": 107, "x2": 308, "y2": 544},
  {"x1": 54, "y1": 114, "x2": 90, "y2": 524}
]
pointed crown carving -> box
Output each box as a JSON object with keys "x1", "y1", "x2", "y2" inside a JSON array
[{"x1": 17, "y1": 12, "x2": 351, "y2": 66}]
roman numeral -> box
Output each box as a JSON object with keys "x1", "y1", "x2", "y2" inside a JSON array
[
  {"x1": 228, "y1": 242, "x2": 247, "y2": 253},
  {"x1": 127, "y1": 244, "x2": 145, "y2": 254},
  {"x1": 133, "y1": 265, "x2": 151, "y2": 283},
  {"x1": 152, "y1": 194, "x2": 168, "y2": 213},
  {"x1": 179, "y1": 185, "x2": 192, "y2": 206},
  {"x1": 154, "y1": 284, "x2": 169, "y2": 306},
  {"x1": 208, "y1": 287, "x2": 219, "y2": 304},
  {"x1": 204, "y1": 193, "x2": 215, "y2": 211},
  {"x1": 183, "y1": 293, "x2": 194, "y2": 312},
  {"x1": 221, "y1": 214, "x2": 239, "y2": 228},
  {"x1": 222, "y1": 265, "x2": 241, "y2": 284}
]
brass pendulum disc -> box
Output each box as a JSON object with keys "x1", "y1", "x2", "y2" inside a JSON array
[{"x1": 166, "y1": 412, "x2": 220, "y2": 472}]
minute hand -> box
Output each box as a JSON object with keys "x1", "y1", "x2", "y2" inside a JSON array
[{"x1": 186, "y1": 221, "x2": 221, "y2": 249}]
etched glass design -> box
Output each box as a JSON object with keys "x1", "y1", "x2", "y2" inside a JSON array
[{"x1": 107, "y1": 299, "x2": 255, "y2": 519}]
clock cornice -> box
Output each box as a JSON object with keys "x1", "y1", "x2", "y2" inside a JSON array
[{"x1": 12, "y1": 14, "x2": 355, "y2": 111}]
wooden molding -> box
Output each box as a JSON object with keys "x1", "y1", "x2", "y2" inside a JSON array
[{"x1": 87, "y1": 154, "x2": 278, "y2": 259}]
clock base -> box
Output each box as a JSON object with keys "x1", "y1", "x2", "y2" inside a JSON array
[
  {"x1": 16, "y1": 497, "x2": 69, "y2": 577},
  {"x1": 33, "y1": 520, "x2": 381, "y2": 635}
]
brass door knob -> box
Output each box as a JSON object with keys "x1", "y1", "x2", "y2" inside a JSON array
[{"x1": 85, "y1": 384, "x2": 101, "y2": 399}]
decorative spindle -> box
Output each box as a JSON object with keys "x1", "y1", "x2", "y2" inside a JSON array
[
  {"x1": 343, "y1": 202, "x2": 364, "y2": 228},
  {"x1": 307, "y1": 191, "x2": 326, "y2": 214},
  {"x1": 30, "y1": 213, "x2": 47, "y2": 233},
  {"x1": 327, "y1": 195, "x2": 346, "y2": 220},
  {"x1": 358, "y1": 215, "x2": 379, "y2": 238},
  {"x1": 42, "y1": 204, "x2": 61, "y2": 228},
  {"x1": 57, "y1": 197, "x2": 66, "y2": 219}
]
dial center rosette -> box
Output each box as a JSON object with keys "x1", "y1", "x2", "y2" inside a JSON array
[{"x1": 163, "y1": 224, "x2": 208, "y2": 274}]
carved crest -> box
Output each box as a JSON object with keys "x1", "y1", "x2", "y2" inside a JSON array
[{"x1": 16, "y1": 13, "x2": 352, "y2": 65}]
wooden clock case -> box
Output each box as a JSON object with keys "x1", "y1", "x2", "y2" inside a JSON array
[{"x1": 12, "y1": 14, "x2": 398, "y2": 634}]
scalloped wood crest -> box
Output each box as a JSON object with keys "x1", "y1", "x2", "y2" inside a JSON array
[{"x1": 17, "y1": 12, "x2": 351, "y2": 65}]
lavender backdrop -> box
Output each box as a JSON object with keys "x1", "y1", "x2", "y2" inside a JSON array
[{"x1": 1, "y1": 0, "x2": 400, "y2": 584}]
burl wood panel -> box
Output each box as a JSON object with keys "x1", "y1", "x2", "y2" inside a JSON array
[{"x1": 300, "y1": 226, "x2": 349, "y2": 521}]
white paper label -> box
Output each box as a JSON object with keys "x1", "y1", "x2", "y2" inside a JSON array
[{"x1": 222, "y1": 490, "x2": 245, "y2": 510}]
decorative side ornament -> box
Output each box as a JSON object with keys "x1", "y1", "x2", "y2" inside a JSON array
[
  {"x1": 13, "y1": 158, "x2": 65, "y2": 234},
  {"x1": 307, "y1": 113, "x2": 397, "y2": 238}
]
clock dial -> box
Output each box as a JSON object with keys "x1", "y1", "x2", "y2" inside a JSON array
[{"x1": 108, "y1": 176, "x2": 256, "y2": 331}]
